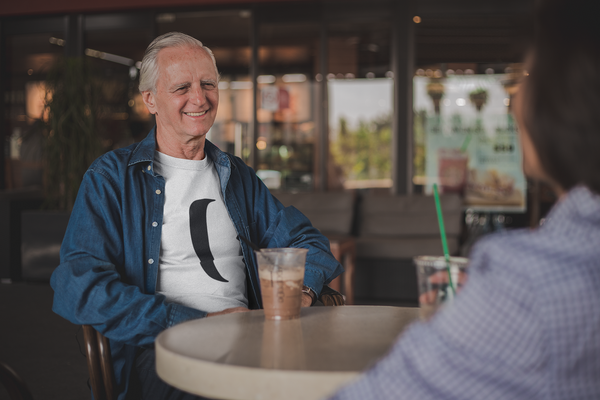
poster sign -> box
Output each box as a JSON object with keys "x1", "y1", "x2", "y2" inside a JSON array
[
  {"x1": 415, "y1": 75, "x2": 526, "y2": 211},
  {"x1": 260, "y1": 86, "x2": 291, "y2": 112},
  {"x1": 261, "y1": 86, "x2": 279, "y2": 111}
]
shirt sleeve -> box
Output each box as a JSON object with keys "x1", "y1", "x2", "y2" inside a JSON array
[
  {"x1": 50, "y1": 168, "x2": 207, "y2": 348},
  {"x1": 327, "y1": 237, "x2": 547, "y2": 400},
  {"x1": 238, "y1": 162, "x2": 344, "y2": 298},
  {"x1": 266, "y1": 204, "x2": 344, "y2": 297}
]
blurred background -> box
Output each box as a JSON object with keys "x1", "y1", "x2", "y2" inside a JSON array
[{"x1": 1, "y1": 0, "x2": 537, "y2": 194}]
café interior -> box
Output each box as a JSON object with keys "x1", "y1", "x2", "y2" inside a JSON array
[{"x1": 0, "y1": 0, "x2": 560, "y2": 398}]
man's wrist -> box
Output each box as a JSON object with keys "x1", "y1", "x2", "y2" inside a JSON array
[{"x1": 302, "y1": 285, "x2": 317, "y2": 306}]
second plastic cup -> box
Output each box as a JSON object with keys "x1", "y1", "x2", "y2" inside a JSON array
[
  {"x1": 414, "y1": 255, "x2": 469, "y2": 320},
  {"x1": 256, "y1": 248, "x2": 308, "y2": 320}
]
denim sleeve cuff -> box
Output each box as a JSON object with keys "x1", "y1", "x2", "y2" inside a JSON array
[
  {"x1": 303, "y1": 269, "x2": 325, "y2": 299},
  {"x1": 166, "y1": 303, "x2": 208, "y2": 328}
]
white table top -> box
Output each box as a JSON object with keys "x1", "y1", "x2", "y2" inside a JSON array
[{"x1": 156, "y1": 305, "x2": 419, "y2": 400}]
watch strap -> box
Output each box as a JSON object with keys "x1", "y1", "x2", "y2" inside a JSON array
[{"x1": 302, "y1": 285, "x2": 317, "y2": 306}]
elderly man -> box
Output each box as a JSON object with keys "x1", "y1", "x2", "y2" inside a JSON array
[{"x1": 51, "y1": 32, "x2": 343, "y2": 400}]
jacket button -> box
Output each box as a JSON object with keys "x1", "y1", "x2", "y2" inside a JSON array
[
  {"x1": 152, "y1": 222, "x2": 158, "y2": 227},
  {"x1": 148, "y1": 259, "x2": 154, "y2": 264},
  {"x1": 155, "y1": 189, "x2": 161, "y2": 195}
]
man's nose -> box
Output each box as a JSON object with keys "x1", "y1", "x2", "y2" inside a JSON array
[{"x1": 190, "y1": 86, "x2": 207, "y2": 105}]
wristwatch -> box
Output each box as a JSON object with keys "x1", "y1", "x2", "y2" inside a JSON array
[{"x1": 302, "y1": 285, "x2": 317, "y2": 306}]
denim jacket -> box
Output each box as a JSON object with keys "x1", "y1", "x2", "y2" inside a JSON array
[{"x1": 50, "y1": 128, "x2": 343, "y2": 399}]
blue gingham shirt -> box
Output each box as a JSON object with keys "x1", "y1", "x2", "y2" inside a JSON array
[{"x1": 329, "y1": 186, "x2": 600, "y2": 400}]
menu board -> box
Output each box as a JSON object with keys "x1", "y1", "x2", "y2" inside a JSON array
[{"x1": 414, "y1": 74, "x2": 526, "y2": 211}]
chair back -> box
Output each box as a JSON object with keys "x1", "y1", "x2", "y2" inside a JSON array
[
  {"x1": 357, "y1": 193, "x2": 463, "y2": 259},
  {"x1": 82, "y1": 325, "x2": 117, "y2": 400},
  {"x1": 359, "y1": 193, "x2": 462, "y2": 237},
  {"x1": 0, "y1": 361, "x2": 34, "y2": 400},
  {"x1": 271, "y1": 191, "x2": 356, "y2": 235}
]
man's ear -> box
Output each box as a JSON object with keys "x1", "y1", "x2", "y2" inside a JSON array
[{"x1": 142, "y1": 91, "x2": 158, "y2": 115}]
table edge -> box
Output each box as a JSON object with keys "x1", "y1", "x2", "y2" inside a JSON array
[{"x1": 156, "y1": 343, "x2": 359, "y2": 400}]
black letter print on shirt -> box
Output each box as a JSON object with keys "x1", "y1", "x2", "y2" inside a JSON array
[{"x1": 189, "y1": 199, "x2": 229, "y2": 283}]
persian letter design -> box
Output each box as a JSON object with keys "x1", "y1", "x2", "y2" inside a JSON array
[{"x1": 189, "y1": 199, "x2": 229, "y2": 283}]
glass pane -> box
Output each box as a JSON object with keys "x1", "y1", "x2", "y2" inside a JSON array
[
  {"x1": 327, "y1": 21, "x2": 392, "y2": 190},
  {"x1": 257, "y1": 20, "x2": 320, "y2": 192},
  {"x1": 213, "y1": 76, "x2": 252, "y2": 157},
  {"x1": 85, "y1": 28, "x2": 154, "y2": 150},
  {"x1": 5, "y1": 32, "x2": 64, "y2": 190},
  {"x1": 157, "y1": 10, "x2": 252, "y2": 161},
  {"x1": 329, "y1": 78, "x2": 393, "y2": 186}
]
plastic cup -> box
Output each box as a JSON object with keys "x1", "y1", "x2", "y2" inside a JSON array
[
  {"x1": 414, "y1": 256, "x2": 469, "y2": 320},
  {"x1": 256, "y1": 248, "x2": 308, "y2": 320}
]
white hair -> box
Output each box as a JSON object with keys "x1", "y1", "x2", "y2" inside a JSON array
[{"x1": 138, "y1": 32, "x2": 218, "y2": 93}]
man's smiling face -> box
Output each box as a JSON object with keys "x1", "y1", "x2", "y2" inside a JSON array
[{"x1": 144, "y1": 45, "x2": 219, "y2": 144}]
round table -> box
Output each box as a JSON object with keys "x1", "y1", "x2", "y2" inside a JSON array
[{"x1": 155, "y1": 305, "x2": 419, "y2": 400}]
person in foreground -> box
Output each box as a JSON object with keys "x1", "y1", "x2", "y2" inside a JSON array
[
  {"x1": 328, "y1": 1, "x2": 600, "y2": 399},
  {"x1": 50, "y1": 32, "x2": 343, "y2": 400}
]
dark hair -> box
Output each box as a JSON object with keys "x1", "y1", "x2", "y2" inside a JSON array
[{"x1": 523, "y1": 0, "x2": 600, "y2": 193}]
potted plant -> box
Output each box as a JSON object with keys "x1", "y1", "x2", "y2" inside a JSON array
[
  {"x1": 426, "y1": 79, "x2": 445, "y2": 114},
  {"x1": 20, "y1": 57, "x2": 103, "y2": 281},
  {"x1": 469, "y1": 88, "x2": 488, "y2": 112},
  {"x1": 43, "y1": 57, "x2": 103, "y2": 210}
]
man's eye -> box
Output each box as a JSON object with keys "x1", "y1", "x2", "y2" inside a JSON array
[{"x1": 202, "y1": 82, "x2": 216, "y2": 89}]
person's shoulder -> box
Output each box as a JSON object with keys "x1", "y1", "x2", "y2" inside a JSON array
[
  {"x1": 87, "y1": 142, "x2": 142, "y2": 178},
  {"x1": 88, "y1": 129, "x2": 155, "y2": 175},
  {"x1": 469, "y1": 228, "x2": 546, "y2": 276},
  {"x1": 227, "y1": 152, "x2": 250, "y2": 170},
  {"x1": 471, "y1": 228, "x2": 533, "y2": 255},
  {"x1": 89, "y1": 143, "x2": 135, "y2": 168},
  {"x1": 469, "y1": 211, "x2": 599, "y2": 283}
]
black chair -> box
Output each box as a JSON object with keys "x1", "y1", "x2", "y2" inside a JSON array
[
  {"x1": 82, "y1": 325, "x2": 117, "y2": 400},
  {"x1": 0, "y1": 362, "x2": 34, "y2": 400}
]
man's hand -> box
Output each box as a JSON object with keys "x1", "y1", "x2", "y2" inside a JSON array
[
  {"x1": 301, "y1": 292, "x2": 313, "y2": 308},
  {"x1": 207, "y1": 307, "x2": 250, "y2": 317}
]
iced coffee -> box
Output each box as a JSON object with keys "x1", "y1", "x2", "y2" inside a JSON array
[{"x1": 255, "y1": 248, "x2": 308, "y2": 320}]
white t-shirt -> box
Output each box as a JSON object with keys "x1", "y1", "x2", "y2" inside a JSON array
[{"x1": 154, "y1": 151, "x2": 247, "y2": 313}]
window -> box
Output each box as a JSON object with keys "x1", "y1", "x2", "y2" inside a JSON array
[
  {"x1": 327, "y1": 20, "x2": 393, "y2": 190},
  {"x1": 257, "y1": 19, "x2": 321, "y2": 191}
]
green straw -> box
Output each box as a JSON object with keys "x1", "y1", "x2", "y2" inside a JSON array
[
  {"x1": 460, "y1": 133, "x2": 472, "y2": 152},
  {"x1": 433, "y1": 183, "x2": 456, "y2": 296}
]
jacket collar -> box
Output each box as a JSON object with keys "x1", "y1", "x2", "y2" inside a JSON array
[
  {"x1": 128, "y1": 127, "x2": 234, "y2": 172},
  {"x1": 128, "y1": 127, "x2": 157, "y2": 167}
]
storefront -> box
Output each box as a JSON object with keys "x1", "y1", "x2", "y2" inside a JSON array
[{"x1": 0, "y1": 0, "x2": 533, "y2": 195}]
